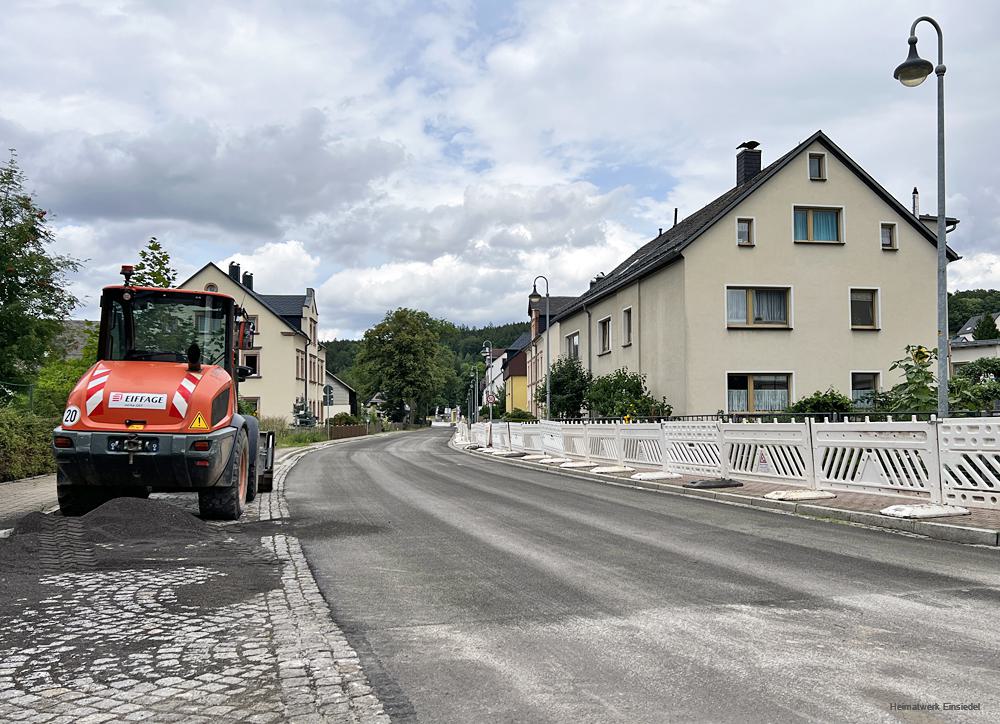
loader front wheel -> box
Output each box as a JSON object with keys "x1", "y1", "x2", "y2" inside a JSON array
[
  {"x1": 198, "y1": 429, "x2": 249, "y2": 520},
  {"x1": 56, "y1": 471, "x2": 110, "y2": 516}
]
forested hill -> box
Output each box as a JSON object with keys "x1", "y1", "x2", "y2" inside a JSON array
[{"x1": 950, "y1": 289, "x2": 1000, "y2": 334}]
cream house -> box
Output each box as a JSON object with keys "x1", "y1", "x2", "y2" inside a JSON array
[
  {"x1": 181, "y1": 262, "x2": 326, "y2": 422},
  {"x1": 535, "y1": 130, "x2": 958, "y2": 415}
]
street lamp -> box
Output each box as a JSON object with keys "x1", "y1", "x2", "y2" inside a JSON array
[
  {"x1": 481, "y1": 340, "x2": 494, "y2": 425},
  {"x1": 529, "y1": 276, "x2": 551, "y2": 420},
  {"x1": 893, "y1": 16, "x2": 949, "y2": 418}
]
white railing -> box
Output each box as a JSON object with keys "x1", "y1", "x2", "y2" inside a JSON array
[
  {"x1": 812, "y1": 420, "x2": 939, "y2": 501},
  {"x1": 939, "y1": 417, "x2": 1000, "y2": 509},
  {"x1": 459, "y1": 416, "x2": 1000, "y2": 510}
]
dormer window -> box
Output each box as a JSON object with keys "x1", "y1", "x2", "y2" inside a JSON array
[{"x1": 809, "y1": 153, "x2": 826, "y2": 180}]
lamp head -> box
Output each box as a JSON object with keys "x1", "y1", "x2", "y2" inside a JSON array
[
  {"x1": 894, "y1": 36, "x2": 933, "y2": 87},
  {"x1": 528, "y1": 283, "x2": 541, "y2": 305}
]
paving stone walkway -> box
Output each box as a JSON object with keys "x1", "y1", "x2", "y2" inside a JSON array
[
  {"x1": 0, "y1": 475, "x2": 58, "y2": 531},
  {"x1": 0, "y1": 443, "x2": 389, "y2": 723}
]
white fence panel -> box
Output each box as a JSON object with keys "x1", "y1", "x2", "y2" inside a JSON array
[
  {"x1": 586, "y1": 424, "x2": 620, "y2": 464},
  {"x1": 811, "y1": 421, "x2": 939, "y2": 501},
  {"x1": 508, "y1": 422, "x2": 525, "y2": 451},
  {"x1": 540, "y1": 420, "x2": 564, "y2": 456},
  {"x1": 492, "y1": 422, "x2": 509, "y2": 450},
  {"x1": 521, "y1": 423, "x2": 543, "y2": 452},
  {"x1": 560, "y1": 422, "x2": 589, "y2": 457},
  {"x1": 662, "y1": 422, "x2": 722, "y2": 478},
  {"x1": 939, "y1": 417, "x2": 1000, "y2": 509},
  {"x1": 722, "y1": 421, "x2": 814, "y2": 487},
  {"x1": 621, "y1": 423, "x2": 665, "y2": 467},
  {"x1": 470, "y1": 423, "x2": 487, "y2": 446}
]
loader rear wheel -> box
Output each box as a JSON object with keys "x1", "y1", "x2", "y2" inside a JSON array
[
  {"x1": 245, "y1": 416, "x2": 260, "y2": 503},
  {"x1": 198, "y1": 429, "x2": 249, "y2": 520},
  {"x1": 57, "y1": 471, "x2": 111, "y2": 516}
]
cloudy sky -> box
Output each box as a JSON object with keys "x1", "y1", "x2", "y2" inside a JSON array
[{"x1": 3, "y1": 0, "x2": 998, "y2": 339}]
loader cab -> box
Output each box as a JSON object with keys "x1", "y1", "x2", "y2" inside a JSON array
[{"x1": 98, "y1": 286, "x2": 239, "y2": 375}]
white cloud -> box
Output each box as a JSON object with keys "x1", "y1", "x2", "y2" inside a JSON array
[{"x1": 223, "y1": 240, "x2": 321, "y2": 294}]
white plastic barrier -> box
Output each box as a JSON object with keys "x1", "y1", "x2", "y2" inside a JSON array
[
  {"x1": 811, "y1": 420, "x2": 940, "y2": 501},
  {"x1": 508, "y1": 422, "x2": 525, "y2": 451},
  {"x1": 939, "y1": 417, "x2": 1000, "y2": 509},
  {"x1": 470, "y1": 422, "x2": 487, "y2": 446},
  {"x1": 621, "y1": 423, "x2": 665, "y2": 468},
  {"x1": 560, "y1": 421, "x2": 589, "y2": 458},
  {"x1": 540, "y1": 420, "x2": 564, "y2": 456},
  {"x1": 491, "y1": 422, "x2": 509, "y2": 450},
  {"x1": 661, "y1": 421, "x2": 722, "y2": 478},
  {"x1": 722, "y1": 421, "x2": 814, "y2": 487},
  {"x1": 586, "y1": 424, "x2": 621, "y2": 464},
  {"x1": 521, "y1": 423, "x2": 543, "y2": 452}
]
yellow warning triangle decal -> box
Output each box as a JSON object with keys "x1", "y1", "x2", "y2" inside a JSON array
[{"x1": 190, "y1": 412, "x2": 209, "y2": 430}]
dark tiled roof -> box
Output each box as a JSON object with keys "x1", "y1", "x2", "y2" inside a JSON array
[
  {"x1": 507, "y1": 331, "x2": 532, "y2": 352},
  {"x1": 958, "y1": 312, "x2": 1000, "y2": 337},
  {"x1": 551, "y1": 130, "x2": 958, "y2": 323},
  {"x1": 259, "y1": 295, "x2": 307, "y2": 316}
]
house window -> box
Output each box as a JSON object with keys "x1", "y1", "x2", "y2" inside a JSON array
[
  {"x1": 242, "y1": 351, "x2": 260, "y2": 377},
  {"x1": 850, "y1": 289, "x2": 878, "y2": 329},
  {"x1": 247, "y1": 315, "x2": 259, "y2": 335},
  {"x1": 566, "y1": 332, "x2": 580, "y2": 360},
  {"x1": 728, "y1": 374, "x2": 791, "y2": 413},
  {"x1": 851, "y1": 372, "x2": 879, "y2": 408},
  {"x1": 880, "y1": 223, "x2": 897, "y2": 250},
  {"x1": 794, "y1": 207, "x2": 841, "y2": 242},
  {"x1": 597, "y1": 317, "x2": 611, "y2": 354},
  {"x1": 808, "y1": 153, "x2": 826, "y2": 180},
  {"x1": 737, "y1": 218, "x2": 754, "y2": 246},
  {"x1": 204, "y1": 283, "x2": 218, "y2": 292},
  {"x1": 726, "y1": 287, "x2": 790, "y2": 327},
  {"x1": 622, "y1": 308, "x2": 632, "y2": 346},
  {"x1": 296, "y1": 350, "x2": 305, "y2": 380}
]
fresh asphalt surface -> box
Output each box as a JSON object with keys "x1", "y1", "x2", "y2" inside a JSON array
[{"x1": 287, "y1": 429, "x2": 1000, "y2": 723}]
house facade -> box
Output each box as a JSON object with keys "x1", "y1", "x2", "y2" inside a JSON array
[
  {"x1": 181, "y1": 262, "x2": 325, "y2": 422},
  {"x1": 535, "y1": 131, "x2": 957, "y2": 415},
  {"x1": 323, "y1": 371, "x2": 357, "y2": 418},
  {"x1": 502, "y1": 332, "x2": 531, "y2": 413},
  {"x1": 526, "y1": 296, "x2": 573, "y2": 417}
]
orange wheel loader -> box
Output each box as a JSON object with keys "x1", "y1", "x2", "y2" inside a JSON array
[{"x1": 52, "y1": 265, "x2": 275, "y2": 520}]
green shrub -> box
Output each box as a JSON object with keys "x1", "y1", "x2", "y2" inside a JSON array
[
  {"x1": 586, "y1": 368, "x2": 671, "y2": 418},
  {"x1": 502, "y1": 408, "x2": 537, "y2": 422},
  {"x1": 0, "y1": 408, "x2": 58, "y2": 481},
  {"x1": 280, "y1": 429, "x2": 328, "y2": 447},
  {"x1": 785, "y1": 388, "x2": 854, "y2": 414},
  {"x1": 332, "y1": 412, "x2": 361, "y2": 426}
]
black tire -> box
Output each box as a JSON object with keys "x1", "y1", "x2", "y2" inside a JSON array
[
  {"x1": 245, "y1": 416, "x2": 260, "y2": 503},
  {"x1": 198, "y1": 429, "x2": 249, "y2": 520},
  {"x1": 56, "y1": 470, "x2": 110, "y2": 516},
  {"x1": 258, "y1": 470, "x2": 273, "y2": 493}
]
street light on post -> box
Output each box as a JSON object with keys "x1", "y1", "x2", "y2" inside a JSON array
[
  {"x1": 893, "y1": 15, "x2": 949, "y2": 419},
  {"x1": 528, "y1": 276, "x2": 551, "y2": 420},
  {"x1": 481, "y1": 340, "x2": 494, "y2": 425}
]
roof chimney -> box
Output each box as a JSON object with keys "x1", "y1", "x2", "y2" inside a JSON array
[
  {"x1": 242, "y1": 271, "x2": 254, "y2": 290},
  {"x1": 736, "y1": 141, "x2": 762, "y2": 185},
  {"x1": 228, "y1": 261, "x2": 240, "y2": 281},
  {"x1": 912, "y1": 187, "x2": 920, "y2": 216},
  {"x1": 658, "y1": 227, "x2": 663, "y2": 236},
  {"x1": 673, "y1": 207, "x2": 679, "y2": 227}
]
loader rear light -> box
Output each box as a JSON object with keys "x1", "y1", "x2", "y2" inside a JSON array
[
  {"x1": 191, "y1": 440, "x2": 211, "y2": 452},
  {"x1": 194, "y1": 460, "x2": 210, "y2": 467},
  {"x1": 53, "y1": 436, "x2": 74, "y2": 449}
]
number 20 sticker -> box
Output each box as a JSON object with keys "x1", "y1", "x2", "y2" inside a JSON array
[{"x1": 62, "y1": 406, "x2": 81, "y2": 426}]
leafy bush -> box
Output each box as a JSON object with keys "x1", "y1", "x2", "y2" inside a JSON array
[
  {"x1": 502, "y1": 408, "x2": 537, "y2": 422},
  {"x1": 237, "y1": 399, "x2": 258, "y2": 417},
  {"x1": 586, "y1": 368, "x2": 671, "y2": 418},
  {"x1": 332, "y1": 412, "x2": 362, "y2": 426},
  {"x1": 786, "y1": 388, "x2": 854, "y2": 414},
  {"x1": 535, "y1": 356, "x2": 592, "y2": 418},
  {"x1": 0, "y1": 408, "x2": 58, "y2": 481},
  {"x1": 956, "y1": 357, "x2": 1000, "y2": 385}
]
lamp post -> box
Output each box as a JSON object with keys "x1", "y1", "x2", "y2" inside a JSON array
[
  {"x1": 528, "y1": 276, "x2": 551, "y2": 420},
  {"x1": 893, "y1": 15, "x2": 949, "y2": 418},
  {"x1": 481, "y1": 340, "x2": 494, "y2": 424}
]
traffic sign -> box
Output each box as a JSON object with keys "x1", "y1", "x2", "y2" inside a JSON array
[{"x1": 486, "y1": 392, "x2": 497, "y2": 404}]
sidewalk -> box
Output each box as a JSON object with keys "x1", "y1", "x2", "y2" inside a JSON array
[
  {"x1": 455, "y1": 442, "x2": 1000, "y2": 547},
  {"x1": 0, "y1": 474, "x2": 57, "y2": 530}
]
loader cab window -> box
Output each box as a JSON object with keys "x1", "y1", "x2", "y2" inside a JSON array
[{"x1": 102, "y1": 290, "x2": 232, "y2": 370}]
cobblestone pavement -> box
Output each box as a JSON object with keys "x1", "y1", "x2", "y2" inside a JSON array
[
  {"x1": 0, "y1": 443, "x2": 389, "y2": 723},
  {"x1": 0, "y1": 475, "x2": 58, "y2": 532}
]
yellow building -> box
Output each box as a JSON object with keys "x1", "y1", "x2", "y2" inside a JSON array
[{"x1": 503, "y1": 335, "x2": 530, "y2": 413}]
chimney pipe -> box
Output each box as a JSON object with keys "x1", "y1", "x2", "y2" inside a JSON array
[
  {"x1": 228, "y1": 261, "x2": 240, "y2": 281},
  {"x1": 736, "y1": 145, "x2": 762, "y2": 185},
  {"x1": 242, "y1": 271, "x2": 254, "y2": 290},
  {"x1": 673, "y1": 207, "x2": 679, "y2": 227},
  {"x1": 658, "y1": 227, "x2": 663, "y2": 236},
  {"x1": 912, "y1": 187, "x2": 920, "y2": 216}
]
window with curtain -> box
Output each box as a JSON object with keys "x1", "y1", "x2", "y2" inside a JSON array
[
  {"x1": 728, "y1": 374, "x2": 790, "y2": 413},
  {"x1": 809, "y1": 153, "x2": 826, "y2": 180},
  {"x1": 851, "y1": 289, "x2": 877, "y2": 328},
  {"x1": 598, "y1": 318, "x2": 611, "y2": 353},
  {"x1": 727, "y1": 287, "x2": 789, "y2": 327},
  {"x1": 737, "y1": 218, "x2": 754, "y2": 246},
  {"x1": 851, "y1": 372, "x2": 879, "y2": 407},
  {"x1": 622, "y1": 308, "x2": 632, "y2": 345},
  {"x1": 794, "y1": 207, "x2": 841, "y2": 242},
  {"x1": 881, "y1": 223, "x2": 896, "y2": 250}
]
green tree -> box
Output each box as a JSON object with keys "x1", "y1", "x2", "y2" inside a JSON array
[
  {"x1": 949, "y1": 289, "x2": 1000, "y2": 335},
  {"x1": 585, "y1": 368, "x2": 671, "y2": 418},
  {"x1": 29, "y1": 323, "x2": 99, "y2": 415},
  {"x1": 0, "y1": 152, "x2": 80, "y2": 392},
  {"x1": 131, "y1": 236, "x2": 176, "y2": 287},
  {"x1": 354, "y1": 308, "x2": 451, "y2": 422},
  {"x1": 535, "y1": 356, "x2": 592, "y2": 418},
  {"x1": 972, "y1": 314, "x2": 1000, "y2": 341},
  {"x1": 879, "y1": 344, "x2": 989, "y2": 412}
]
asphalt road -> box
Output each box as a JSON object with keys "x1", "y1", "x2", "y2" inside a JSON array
[{"x1": 287, "y1": 429, "x2": 1000, "y2": 723}]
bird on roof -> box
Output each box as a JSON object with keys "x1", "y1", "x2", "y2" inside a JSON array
[{"x1": 737, "y1": 141, "x2": 760, "y2": 150}]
